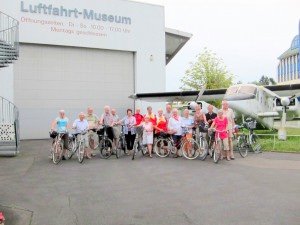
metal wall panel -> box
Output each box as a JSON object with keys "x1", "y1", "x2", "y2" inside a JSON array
[{"x1": 14, "y1": 44, "x2": 134, "y2": 139}]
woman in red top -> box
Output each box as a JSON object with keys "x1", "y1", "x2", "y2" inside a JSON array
[
  {"x1": 209, "y1": 110, "x2": 230, "y2": 161},
  {"x1": 154, "y1": 108, "x2": 168, "y2": 138}
]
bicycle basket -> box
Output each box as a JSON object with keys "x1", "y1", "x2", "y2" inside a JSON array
[
  {"x1": 49, "y1": 131, "x2": 58, "y2": 138},
  {"x1": 199, "y1": 123, "x2": 209, "y2": 132},
  {"x1": 245, "y1": 121, "x2": 256, "y2": 130}
]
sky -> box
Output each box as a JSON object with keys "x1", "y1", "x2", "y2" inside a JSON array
[{"x1": 134, "y1": 0, "x2": 300, "y2": 91}]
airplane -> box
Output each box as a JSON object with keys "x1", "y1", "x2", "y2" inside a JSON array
[{"x1": 129, "y1": 83, "x2": 300, "y2": 140}]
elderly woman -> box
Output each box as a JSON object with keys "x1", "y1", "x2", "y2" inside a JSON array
[
  {"x1": 209, "y1": 110, "x2": 230, "y2": 161},
  {"x1": 118, "y1": 109, "x2": 136, "y2": 156},
  {"x1": 154, "y1": 108, "x2": 168, "y2": 138},
  {"x1": 168, "y1": 109, "x2": 183, "y2": 158},
  {"x1": 194, "y1": 104, "x2": 208, "y2": 142},
  {"x1": 181, "y1": 109, "x2": 194, "y2": 157},
  {"x1": 137, "y1": 115, "x2": 154, "y2": 158}
]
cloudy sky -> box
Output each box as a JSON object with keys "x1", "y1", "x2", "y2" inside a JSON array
[{"x1": 134, "y1": 0, "x2": 300, "y2": 91}]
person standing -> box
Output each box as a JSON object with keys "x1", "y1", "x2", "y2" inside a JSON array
[
  {"x1": 134, "y1": 108, "x2": 144, "y2": 147},
  {"x1": 205, "y1": 105, "x2": 217, "y2": 145},
  {"x1": 118, "y1": 109, "x2": 136, "y2": 156},
  {"x1": 50, "y1": 110, "x2": 69, "y2": 160},
  {"x1": 86, "y1": 107, "x2": 99, "y2": 157},
  {"x1": 72, "y1": 112, "x2": 91, "y2": 159},
  {"x1": 222, "y1": 100, "x2": 235, "y2": 160},
  {"x1": 209, "y1": 110, "x2": 230, "y2": 161},
  {"x1": 168, "y1": 109, "x2": 183, "y2": 158},
  {"x1": 193, "y1": 104, "x2": 208, "y2": 143},
  {"x1": 164, "y1": 104, "x2": 172, "y2": 120},
  {"x1": 154, "y1": 108, "x2": 168, "y2": 137},
  {"x1": 134, "y1": 108, "x2": 144, "y2": 125},
  {"x1": 137, "y1": 115, "x2": 154, "y2": 158},
  {"x1": 181, "y1": 109, "x2": 194, "y2": 158},
  {"x1": 100, "y1": 105, "x2": 114, "y2": 142},
  {"x1": 111, "y1": 108, "x2": 121, "y2": 151},
  {"x1": 144, "y1": 106, "x2": 156, "y2": 154}
]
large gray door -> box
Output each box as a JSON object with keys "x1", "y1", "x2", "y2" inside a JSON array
[{"x1": 14, "y1": 44, "x2": 134, "y2": 139}]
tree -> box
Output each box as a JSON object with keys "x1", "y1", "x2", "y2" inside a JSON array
[
  {"x1": 180, "y1": 48, "x2": 234, "y2": 91},
  {"x1": 253, "y1": 75, "x2": 277, "y2": 85}
]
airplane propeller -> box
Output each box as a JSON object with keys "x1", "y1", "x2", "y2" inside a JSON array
[{"x1": 275, "y1": 92, "x2": 300, "y2": 140}]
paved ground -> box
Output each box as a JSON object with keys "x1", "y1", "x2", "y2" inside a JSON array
[{"x1": 1, "y1": 140, "x2": 300, "y2": 225}]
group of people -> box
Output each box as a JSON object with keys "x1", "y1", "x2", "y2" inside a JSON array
[{"x1": 50, "y1": 100, "x2": 236, "y2": 161}]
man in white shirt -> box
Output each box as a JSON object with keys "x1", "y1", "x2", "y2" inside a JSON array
[{"x1": 72, "y1": 112, "x2": 90, "y2": 159}]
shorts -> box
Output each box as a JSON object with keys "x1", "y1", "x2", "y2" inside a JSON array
[
  {"x1": 88, "y1": 130, "x2": 98, "y2": 141},
  {"x1": 143, "y1": 132, "x2": 153, "y2": 145},
  {"x1": 113, "y1": 126, "x2": 121, "y2": 139},
  {"x1": 227, "y1": 128, "x2": 233, "y2": 138},
  {"x1": 220, "y1": 138, "x2": 229, "y2": 150}
]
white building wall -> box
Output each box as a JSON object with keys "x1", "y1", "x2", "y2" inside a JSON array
[
  {"x1": 2, "y1": 0, "x2": 167, "y2": 138},
  {"x1": 0, "y1": 66, "x2": 14, "y2": 102}
]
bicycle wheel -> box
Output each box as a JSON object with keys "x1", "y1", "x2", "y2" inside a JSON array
[
  {"x1": 182, "y1": 138, "x2": 200, "y2": 160},
  {"x1": 213, "y1": 141, "x2": 221, "y2": 163},
  {"x1": 154, "y1": 138, "x2": 171, "y2": 158},
  {"x1": 199, "y1": 138, "x2": 208, "y2": 160},
  {"x1": 250, "y1": 133, "x2": 262, "y2": 153},
  {"x1": 99, "y1": 139, "x2": 113, "y2": 159},
  {"x1": 67, "y1": 139, "x2": 75, "y2": 159},
  {"x1": 237, "y1": 134, "x2": 249, "y2": 158},
  {"x1": 77, "y1": 142, "x2": 85, "y2": 163},
  {"x1": 52, "y1": 141, "x2": 63, "y2": 164},
  {"x1": 132, "y1": 140, "x2": 138, "y2": 160}
]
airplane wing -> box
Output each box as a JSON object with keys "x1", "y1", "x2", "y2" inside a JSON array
[
  {"x1": 264, "y1": 83, "x2": 300, "y2": 97},
  {"x1": 129, "y1": 88, "x2": 227, "y2": 102}
]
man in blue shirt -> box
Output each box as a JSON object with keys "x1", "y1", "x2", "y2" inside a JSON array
[{"x1": 50, "y1": 110, "x2": 69, "y2": 160}]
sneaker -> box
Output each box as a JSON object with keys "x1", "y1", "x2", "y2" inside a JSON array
[{"x1": 62, "y1": 156, "x2": 66, "y2": 160}]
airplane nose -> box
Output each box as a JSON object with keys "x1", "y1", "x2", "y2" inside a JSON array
[{"x1": 281, "y1": 97, "x2": 290, "y2": 106}]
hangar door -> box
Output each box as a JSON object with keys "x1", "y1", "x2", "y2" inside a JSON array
[{"x1": 14, "y1": 44, "x2": 134, "y2": 139}]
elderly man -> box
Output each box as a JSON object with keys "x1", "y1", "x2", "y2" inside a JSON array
[
  {"x1": 222, "y1": 100, "x2": 235, "y2": 159},
  {"x1": 72, "y1": 112, "x2": 90, "y2": 159},
  {"x1": 164, "y1": 104, "x2": 172, "y2": 120},
  {"x1": 50, "y1": 110, "x2": 69, "y2": 160},
  {"x1": 100, "y1": 105, "x2": 114, "y2": 142},
  {"x1": 111, "y1": 108, "x2": 120, "y2": 150},
  {"x1": 86, "y1": 107, "x2": 99, "y2": 157},
  {"x1": 134, "y1": 108, "x2": 144, "y2": 125}
]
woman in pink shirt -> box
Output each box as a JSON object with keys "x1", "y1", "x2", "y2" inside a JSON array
[
  {"x1": 137, "y1": 115, "x2": 154, "y2": 158},
  {"x1": 209, "y1": 110, "x2": 230, "y2": 161}
]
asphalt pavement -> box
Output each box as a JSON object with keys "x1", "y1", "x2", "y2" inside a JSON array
[{"x1": 0, "y1": 140, "x2": 300, "y2": 225}]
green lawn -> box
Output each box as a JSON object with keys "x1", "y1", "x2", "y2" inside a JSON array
[{"x1": 251, "y1": 128, "x2": 300, "y2": 152}]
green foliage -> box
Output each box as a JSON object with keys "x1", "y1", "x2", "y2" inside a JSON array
[
  {"x1": 253, "y1": 75, "x2": 277, "y2": 86},
  {"x1": 180, "y1": 48, "x2": 234, "y2": 91},
  {"x1": 254, "y1": 128, "x2": 300, "y2": 152}
]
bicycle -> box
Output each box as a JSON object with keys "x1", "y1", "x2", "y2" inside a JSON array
[
  {"x1": 50, "y1": 131, "x2": 67, "y2": 164},
  {"x1": 154, "y1": 128, "x2": 197, "y2": 159},
  {"x1": 116, "y1": 125, "x2": 127, "y2": 158},
  {"x1": 67, "y1": 131, "x2": 87, "y2": 163},
  {"x1": 98, "y1": 125, "x2": 114, "y2": 159},
  {"x1": 191, "y1": 124, "x2": 209, "y2": 160},
  {"x1": 132, "y1": 127, "x2": 148, "y2": 160},
  {"x1": 180, "y1": 127, "x2": 201, "y2": 160},
  {"x1": 209, "y1": 128, "x2": 227, "y2": 163},
  {"x1": 236, "y1": 119, "x2": 262, "y2": 158}
]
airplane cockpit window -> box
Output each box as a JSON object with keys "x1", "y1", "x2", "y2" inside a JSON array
[
  {"x1": 226, "y1": 85, "x2": 256, "y2": 96},
  {"x1": 224, "y1": 85, "x2": 257, "y2": 100}
]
